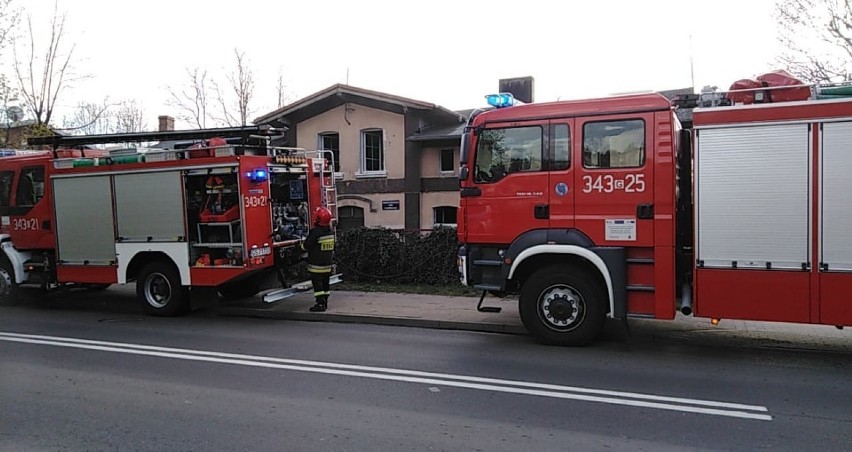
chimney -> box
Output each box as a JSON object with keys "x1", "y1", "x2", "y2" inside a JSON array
[{"x1": 158, "y1": 115, "x2": 175, "y2": 131}]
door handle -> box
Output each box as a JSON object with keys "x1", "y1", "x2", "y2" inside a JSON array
[
  {"x1": 534, "y1": 204, "x2": 550, "y2": 219},
  {"x1": 637, "y1": 203, "x2": 654, "y2": 219}
]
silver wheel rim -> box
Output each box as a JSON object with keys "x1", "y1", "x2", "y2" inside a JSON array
[
  {"x1": 537, "y1": 284, "x2": 586, "y2": 332},
  {"x1": 144, "y1": 272, "x2": 172, "y2": 309}
]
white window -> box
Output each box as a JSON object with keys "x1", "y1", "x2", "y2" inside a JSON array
[
  {"x1": 440, "y1": 149, "x2": 454, "y2": 174},
  {"x1": 317, "y1": 132, "x2": 341, "y2": 174},
  {"x1": 433, "y1": 206, "x2": 457, "y2": 227},
  {"x1": 358, "y1": 129, "x2": 386, "y2": 177}
]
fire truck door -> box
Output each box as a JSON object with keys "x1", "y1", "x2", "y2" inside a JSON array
[
  {"x1": 7, "y1": 164, "x2": 53, "y2": 249},
  {"x1": 547, "y1": 120, "x2": 575, "y2": 230},
  {"x1": 463, "y1": 121, "x2": 549, "y2": 244},
  {"x1": 574, "y1": 114, "x2": 655, "y2": 247}
]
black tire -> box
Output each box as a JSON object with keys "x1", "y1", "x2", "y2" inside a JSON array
[
  {"x1": 519, "y1": 266, "x2": 606, "y2": 346},
  {"x1": 217, "y1": 281, "x2": 260, "y2": 301},
  {"x1": 136, "y1": 262, "x2": 189, "y2": 316},
  {"x1": 0, "y1": 256, "x2": 20, "y2": 305}
]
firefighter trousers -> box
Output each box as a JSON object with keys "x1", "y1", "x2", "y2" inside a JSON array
[{"x1": 310, "y1": 271, "x2": 331, "y2": 304}]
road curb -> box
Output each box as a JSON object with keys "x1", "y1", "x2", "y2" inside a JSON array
[{"x1": 217, "y1": 307, "x2": 528, "y2": 335}]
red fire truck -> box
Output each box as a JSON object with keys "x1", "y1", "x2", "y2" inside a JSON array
[
  {"x1": 0, "y1": 126, "x2": 339, "y2": 314},
  {"x1": 457, "y1": 79, "x2": 852, "y2": 345}
]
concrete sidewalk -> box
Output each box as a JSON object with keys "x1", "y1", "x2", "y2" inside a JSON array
[
  {"x1": 220, "y1": 290, "x2": 525, "y2": 335},
  {"x1": 217, "y1": 289, "x2": 851, "y2": 351}
]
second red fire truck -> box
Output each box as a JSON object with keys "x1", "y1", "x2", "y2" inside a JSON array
[
  {"x1": 457, "y1": 74, "x2": 852, "y2": 345},
  {"x1": 0, "y1": 126, "x2": 338, "y2": 314}
]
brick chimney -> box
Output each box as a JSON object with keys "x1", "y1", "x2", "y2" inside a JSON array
[{"x1": 158, "y1": 115, "x2": 175, "y2": 131}]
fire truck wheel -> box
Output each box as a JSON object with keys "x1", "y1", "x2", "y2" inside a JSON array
[
  {"x1": 0, "y1": 256, "x2": 20, "y2": 304},
  {"x1": 519, "y1": 267, "x2": 606, "y2": 346},
  {"x1": 137, "y1": 262, "x2": 189, "y2": 316}
]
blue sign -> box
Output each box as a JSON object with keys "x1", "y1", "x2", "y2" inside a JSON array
[
  {"x1": 555, "y1": 182, "x2": 569, "y2": 196},
  {"x1": 382, "y1": 200, "x2": 400, "y2": 211}
]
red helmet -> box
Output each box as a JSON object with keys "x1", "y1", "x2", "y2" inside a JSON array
[{"x1": 315, "y1": 207, "x2": 332, "y2": 227}]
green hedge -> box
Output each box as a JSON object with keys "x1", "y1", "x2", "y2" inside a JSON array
[{"x1": 334, "y1": 227, "x2": 460, "y2": 285}]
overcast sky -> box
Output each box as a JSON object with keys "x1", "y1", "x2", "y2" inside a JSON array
[{"x1": 18, "y1": 0, "x2": 783, "y2": 128}]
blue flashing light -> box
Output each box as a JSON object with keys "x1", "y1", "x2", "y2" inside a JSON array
[
  {"x1": 485, "y1": 93, "x2": 516, "y2": 108},
  {"x1": 247, "y1": 168, "x2": 268, "y2": 183}
]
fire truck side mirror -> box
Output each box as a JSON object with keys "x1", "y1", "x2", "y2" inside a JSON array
[
  {"x1": 460, "y1": 132, "x2": 471, "y2": 164},
  {"x1": 458, "y1": 166, "x2": 469, "y2": 181}
]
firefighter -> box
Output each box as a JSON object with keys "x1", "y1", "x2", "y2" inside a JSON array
[{"x1": 302, "y1": 207, "x2": 335, "y2": 312}]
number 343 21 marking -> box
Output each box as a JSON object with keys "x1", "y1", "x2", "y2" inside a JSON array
[
  {"x1": 582, "y1": 174, "x2": 645, "y2": 193},
  {"x1": 12, "y1": 218, "x2": 39, "y2": 231},
  {"x1": 243, "y1": 195, "x2": 268, "y2": 208}
]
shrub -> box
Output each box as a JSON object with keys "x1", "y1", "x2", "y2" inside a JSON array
[{"x1": 334, "y1": 226, "x2": 460, "y2": 285}]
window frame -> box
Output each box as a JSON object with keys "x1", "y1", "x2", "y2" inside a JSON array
[
  {"x1": 550, "y1": 123, "x2": 571, "y2": 171},
  {"x1": 473, "y1": 125, "x2": 544, "y2": 184},
  {"x1": 581, "y1": 118, "x2": 646, "y2": 169},
  {"x1": 439, "y1": 149, "x2": 455, "y2": 175},
  {"x1": 357, "y1": 128, "x2": 386, "y2": 178},
  {"x1": 317, "y1": 131, "x2": 342, "y2": 177},
  {"x1": 433, "y1": 205, "x2": 458, "y2": 227},
  {"x1": 337, "y1": 205, "x2": 365, "y2": 230},
  {"x1": 0, "y1": 170, "x2": 13, "y2": 208}
]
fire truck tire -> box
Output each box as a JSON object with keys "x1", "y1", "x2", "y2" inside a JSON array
[
  {"x1": 137, "y1": 262, "x2": 189, "y2": 316},
  {"x1": 519, "y1": 266, "x2": 606, "y2": 346},
  {"x1": 0, "y1": 256, "x2": 20, "y2": 305}
]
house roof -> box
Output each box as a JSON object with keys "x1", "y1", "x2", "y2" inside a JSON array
[
  {"x1": 407, "y1": 122, "x2": 467, "y2": 142},
  {"x1": 254, "y1": 84, "x2": 465, "y2": 127}
]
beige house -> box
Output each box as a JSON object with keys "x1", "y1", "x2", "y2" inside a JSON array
[{"x1": 255, "y1": 85, "x2": 467, "y2": 231}]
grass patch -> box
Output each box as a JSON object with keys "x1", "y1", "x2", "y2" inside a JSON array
[{"x1": 335, "y1": 281, "x2": 480, "y2": 297}]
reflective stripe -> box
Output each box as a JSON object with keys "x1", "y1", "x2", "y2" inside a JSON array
[
  {"x1": 307, "y1": 265, "x2": 333, "y2": 273},
  {"x1": 313, "y1": 291, "x2": 330, "y2": 296}
]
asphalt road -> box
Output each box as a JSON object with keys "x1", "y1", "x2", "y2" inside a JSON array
[{"x1": 0, "y1": 294, "x2": 850, "y2": 451}]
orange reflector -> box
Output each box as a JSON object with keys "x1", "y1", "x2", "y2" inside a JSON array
[
  {"x1": 504, "y1": 258, "x2": 512, "y2": 265},
  {"x1": 711, "y1": 318, "x2": 720, "y2": 326}
]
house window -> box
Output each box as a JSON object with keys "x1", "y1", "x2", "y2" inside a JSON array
[
  {"x1": 433, "y1": 206, "x2": 457, "y2": 227},
  {"x1": 318, "y1": 132, "x2": 340, "y2": 172},
  {"x1": 360, "y1": 129, "x2": 385, "y2": 175},
  {"x1": 440, "y1": 149, "x2": 454, "y2": 173},
  {"x1": 338, "y1": 206, "x2": 365, "y2": 231}
]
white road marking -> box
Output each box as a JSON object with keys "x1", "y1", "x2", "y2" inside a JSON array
[{"x1": 0, "y1": 332, "x2": 772, "y2": 421}]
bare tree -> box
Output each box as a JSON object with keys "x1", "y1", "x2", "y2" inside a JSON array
[
  {"x1": 776, "y1": 0, "x2": 852, "y2": 82},
  {"x1": 276, "y1": 69, "x2": 288, "y2": 108},
  {"x1": 167, "y1": 67, "x2": 211, "y2": 128},
  {"x1": 61, "y1": 98, "x2": 113, "y2": 135},
  {"x1": 13, "y1": 2, "x2": 80, "y2": 126},
  {"x1": 0, "y1": 0, "x2": 19, "y2": 54},
  {"x1": 113, "y1": 99, "x2": 146, "y2": 133},
  {"x1": 61, "y1": 98, "x2": 147, "y2": 135},
  {"x1": 214, "y1": 48, "x2": 255, "y2": 126}
]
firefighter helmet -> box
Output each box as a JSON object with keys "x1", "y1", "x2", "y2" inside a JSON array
[{"x1": 315, "y1": 207, "x2": 332, "y2": 227}]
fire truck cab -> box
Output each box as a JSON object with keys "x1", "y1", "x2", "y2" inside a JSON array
[
  {"x1": 458, "y1": 84, "x2": 852, "y2": 345},
  {"x1": 0, "y1": 127, "x2": 338, "y2": 314}
]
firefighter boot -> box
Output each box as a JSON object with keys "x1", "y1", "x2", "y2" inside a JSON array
[{"x1": 309, "y1": 298, "x2": 327, "y2": 312}]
